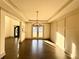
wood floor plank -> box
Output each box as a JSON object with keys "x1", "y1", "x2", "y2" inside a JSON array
[{"x1": 2, "y1": 38, "x2": 71, "y2": 59}]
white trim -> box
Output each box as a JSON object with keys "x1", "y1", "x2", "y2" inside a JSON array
[
  {"x1": 64, "y1": 51, "x2": 71, "y2": 57},
  {"x1": 2, "y1": 0, "x2": 27, "y2": 21},
  {"x1": 0, "y1": 52, "x2": 6, "y2": 59}
]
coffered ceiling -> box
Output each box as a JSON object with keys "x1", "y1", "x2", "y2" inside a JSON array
[{"x1": 1, "y1": 0, "x2": 79, "y2": 22}]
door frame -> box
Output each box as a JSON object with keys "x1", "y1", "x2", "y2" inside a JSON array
[{"x1": 32, "y1": 24, "x2": 44, "y2": 39}]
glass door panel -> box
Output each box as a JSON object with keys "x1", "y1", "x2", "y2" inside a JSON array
[
  {"x1": 32, "y1": 25, "x2": 43, "y2": 39},
  {"x1": 38, "y1": 26, "x2": 43, "y2": 38},
  {"x1": 33, "y1": 26, "x2": 37, "y2": 38}
]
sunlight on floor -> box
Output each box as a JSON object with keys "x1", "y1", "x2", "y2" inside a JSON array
[
  {"x1": 44, "y1": 40, "x2": 56, "y2": 47},
  {"x1": 56, "y1": 32, "x2": 64, "y2": 50}
]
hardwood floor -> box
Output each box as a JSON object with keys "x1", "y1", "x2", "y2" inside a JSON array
[{"x1": 2, "y1": 38, "x2": 71, "y2": 59}]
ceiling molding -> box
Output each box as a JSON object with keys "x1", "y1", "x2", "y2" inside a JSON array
[
  {"x1": 2, "y1": 0, "x2": 29, "y2": 22},
  {"x1": 29, "y1": 19, "x2": 48, "y2": 21},
  {"x1": 2, "y1": 0, "x2": 74, "y2": 23},
  {"x1": 26, "y1": 20, "x2": 49, "y2": 24},
  {"x1": 48, "y1": 0, "x2": 73, "y2": 22}
]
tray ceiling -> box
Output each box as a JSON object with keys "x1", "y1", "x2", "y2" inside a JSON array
[
  {"x1": 2, "y1": 0, "x2": 75, "y2": 22},
  {"x1": 6, "y1": 0, "x2": 70, "y2": 20}
]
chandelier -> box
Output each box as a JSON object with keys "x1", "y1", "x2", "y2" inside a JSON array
[{"x1": 33, "y1": 11, "x2": 41, "y2": 26}]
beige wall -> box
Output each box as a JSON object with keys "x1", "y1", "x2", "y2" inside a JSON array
[
  {"x1": 51, "y1": 17, "x2": 65, "y2": 50},
  {"x1": 3, "y1": 9, "x2": 26, "y2": 42},
  {"x1": 0, "y1": 8, "x2": 26, "y2": 58},
  {"x1": 5, "y1": 16, "x2": 20, "y2": 37},
  {"x1": 0, "y1": 9, "x2": 21, "y2": 38},
  {"x1": 43, "y1": 23, "x2": 50, "y2": 39},
  {"x1": 56, "y1": 18, "x2": 65, "y2": 50},
  {"x1": 25, "y1": 23, "x2": 32, "y2": 39},
  {"x1": 51, "y1": 21, "x2": 57, "y2": 42},
  {"x1": 25, "y1": 22, "x2": 50, "y2": 39},
  {"x1": 0, "y1": 9, "x2": 5, "y2": 58},
  {"x1": 65, "y1": 10, "x2": 79, "y2": 58},
  {"x1": 50, "y1": 8, "x2": 79, "y2": 58},
  {"x1": 20, "y1": 21, "x2": 26, "y2": 42},
  {"x1": 0, "y1": 8, "x2": 1, "y2": 58}
]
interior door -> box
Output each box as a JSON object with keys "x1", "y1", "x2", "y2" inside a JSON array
[{"x1": 14, "y1": 26, "x2": 20, "y2": 38}]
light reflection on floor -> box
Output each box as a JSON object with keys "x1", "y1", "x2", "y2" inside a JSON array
[
  {"x1": 3, "y1": 38, "x2": 72, "y2": 59},
  {"x1": 14, "y1": 38, "x2": 19, "y2": 58},
  {"x1": 32, "y1": 40, "x2": 43, "y2": 54}
]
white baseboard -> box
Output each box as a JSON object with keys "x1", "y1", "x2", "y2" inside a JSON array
[
  {"x1": 64, "y1": 51, "x2": 71, "y2": 57},
  {"x1": 0, "y1": 52, "x2": 5, "y2": 59}
]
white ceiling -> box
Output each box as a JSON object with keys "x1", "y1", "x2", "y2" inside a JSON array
[
  {"x1": 1, "y1": 0, "x2": 79, "y2": 22},
  {"x1": 6, "y1": 0, "x2": 69, "y2": 20}
]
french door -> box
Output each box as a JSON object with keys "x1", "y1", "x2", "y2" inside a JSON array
[{"x1": 32, "y1": 25, "x2": 43, "y2": 39}]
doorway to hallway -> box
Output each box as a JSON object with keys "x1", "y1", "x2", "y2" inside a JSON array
[{"x1": 32, "y1": 25, "x2": 43, "y2": 39}]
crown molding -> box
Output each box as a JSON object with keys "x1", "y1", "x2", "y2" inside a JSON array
[
  {"x1": 48, "y1": 0, "x2": 73, "y2": 22},
  {"x1": 2, "y1": 0, "x2": 28, "y2": 22},
  {"x1": 2, "y1": 0, "x2": 73, "y2": 23}
]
